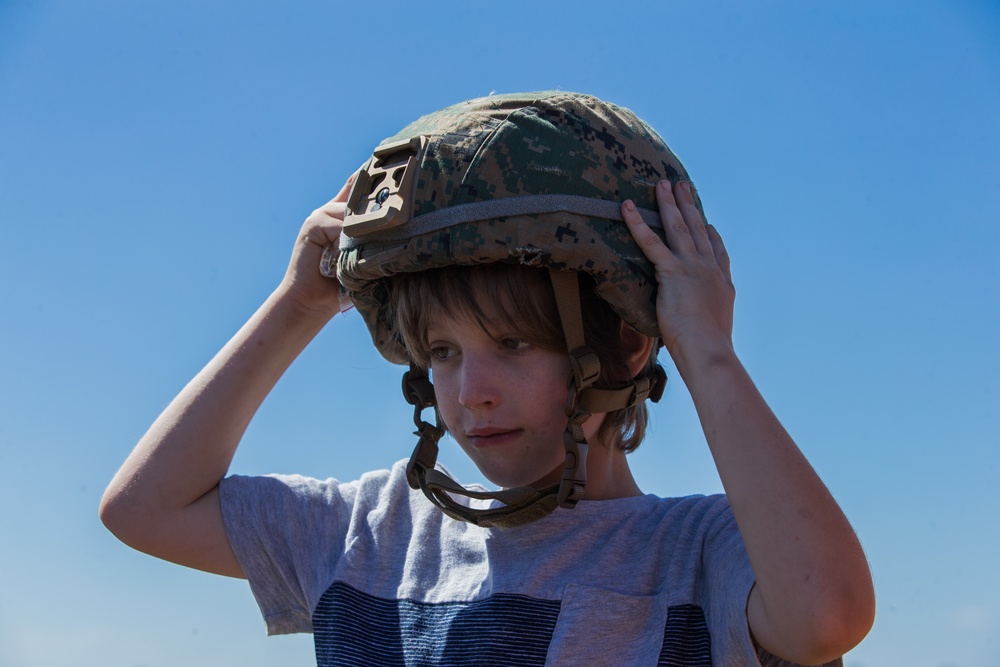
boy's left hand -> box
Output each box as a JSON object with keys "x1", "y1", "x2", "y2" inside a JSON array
[
  {"x1": 623, "y1": 181, "x2": 875, "y2": 664},
  {"x1": 621, "y1": 180, "x2": 736, "y2": 371}
]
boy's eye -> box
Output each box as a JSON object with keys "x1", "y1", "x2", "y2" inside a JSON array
[{"x1": 429, "y1": 345, "x2": 455, "y2": 361}]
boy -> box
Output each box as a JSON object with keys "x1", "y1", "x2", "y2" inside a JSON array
[{"x1": 101, "y1": 92, "x2": 874, "y2": 666}]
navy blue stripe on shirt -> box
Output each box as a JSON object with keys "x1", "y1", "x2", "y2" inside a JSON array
[
  {"x1": 658, "y1": 603, "x2": 712, "y2": 666},
  {"x1": 313, "y1": 581, "x2": 560, "y2": 667},
  {"x1": 313, "y1": 581, "x2": 713, "y2": 667}
]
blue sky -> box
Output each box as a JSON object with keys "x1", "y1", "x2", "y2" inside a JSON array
[{"x1": 1, "y1": 2, "x2": 998, "y2": 665}]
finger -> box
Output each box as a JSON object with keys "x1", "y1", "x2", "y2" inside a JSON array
[
  {"x1": 333, "y1": 170, "x2": 359, "y2": 203},
  {"x1": 674, "y1": 181, "x2": 713, "y2": 256},
  {"x1": 314, "y1": 173, "x2": 358, "y2": 222},
  {"x1": 654, "y1": 180, "x2": 697, "y2": 255},
  {"x1": 706, "y1": 224, "x2": 733, "y2": 283},
  {"x1": 621, "y1": 199, "x2": 675, "y2": 268}
]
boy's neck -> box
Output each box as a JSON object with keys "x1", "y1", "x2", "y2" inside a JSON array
[
  {"x1": 526, "y1": 442, "x2": 641, "y2": 501},
  {"x1": 583, "y1": 444, "x2": 642, "y2": 500}
]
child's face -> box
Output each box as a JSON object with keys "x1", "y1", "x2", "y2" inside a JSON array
[{"x1": 426, "y1": 311, "x2": 597, "y2": 489}]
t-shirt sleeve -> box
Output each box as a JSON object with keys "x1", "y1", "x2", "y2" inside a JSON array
[
  {"x1": 218, "y1": 472, "x2": 361, "y2": 635},
  {"x1": 701, "y1": 501, "x2": 844, "y2": 667}
]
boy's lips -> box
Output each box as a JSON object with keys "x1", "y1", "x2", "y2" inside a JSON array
[{"x1": 464, "y1": 428, "x2": 522, "y2": 447}]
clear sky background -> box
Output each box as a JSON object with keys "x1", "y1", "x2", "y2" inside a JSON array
[{"x1": 1, "y1": 2, "x2": 998, "y2": 666}]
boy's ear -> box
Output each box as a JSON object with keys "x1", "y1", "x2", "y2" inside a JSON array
[{"x1": 619, "y1": 322, "x2": 656, "y2": 378}]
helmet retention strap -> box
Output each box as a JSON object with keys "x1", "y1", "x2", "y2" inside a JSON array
[
  {"x1": 402, "y1": 364, "x2": 565, "y2": 528},
  {"x1": 547, "y1": 268, "x2": 601, "y2": 508}
]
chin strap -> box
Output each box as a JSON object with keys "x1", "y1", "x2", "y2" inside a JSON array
[
  {"x1": 402, "y1": 365, "x2": 564, "y2": 528},
  {"x1": 403, "y1": 269, "x2": 667, "y2": 529}
]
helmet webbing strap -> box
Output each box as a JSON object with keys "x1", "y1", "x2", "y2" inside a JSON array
[
  {"x1": 547, "y1": 268, "x2": 600, "y2": 509},
  {"x1": 341, "y1": 193, "x2": 662, "y2": 246}
]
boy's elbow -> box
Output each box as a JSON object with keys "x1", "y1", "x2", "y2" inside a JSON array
[
  {"x1": 99, "y1": 482, "x2": 144, "y2": 546},
  {"x1": 100, "y1": 484, "x2": 169, "y2": 557},
  {"x1": 821, "y1": 587, "x2": 876, "y2": 661},
  {"x1": 796, "y1": 601, "x2": 875, "y2": 665},
  {"x1": 99, "y1": 484, "x2": 128, "y2": 539},
  {"x1": 799, "y1": 589, "x2": 877, "y2": 665},
  {"x1": 755, "y1": 580, "x2": 876, "y2": 665}
]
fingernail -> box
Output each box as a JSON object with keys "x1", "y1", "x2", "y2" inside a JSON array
[
  {"x1": 658, "y1": 179, "x2": 671, "y2": 191},
  {"x1": 681, "y1": 181, "x2": 692, "y2": 194},
  {"x1": 624, "y1": 200, "x2": 636, "y2": 212}
]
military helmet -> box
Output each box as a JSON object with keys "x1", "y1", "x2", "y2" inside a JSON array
[{"x1": 325, "y1": 91, "x2": 698, "y2": 528}]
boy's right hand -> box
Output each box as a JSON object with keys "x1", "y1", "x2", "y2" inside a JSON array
[
  {"x1": 280, "y1": 173, "x2": 356, "y2": 317},
  {"x1": 100, "y1": 174, "x2": 360, "y2": 579}
]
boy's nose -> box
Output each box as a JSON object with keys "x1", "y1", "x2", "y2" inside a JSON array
[{"x1": 457, "y1": 355, "x2": 502, "y2": 409}]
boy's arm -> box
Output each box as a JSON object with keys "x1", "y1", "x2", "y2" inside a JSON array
[
  {"x1": 622, "y1": 181, "x2": 875, "y2": 665},
  {"x1": 99, "y1": 179, "x2": 353, "y2": 578}
]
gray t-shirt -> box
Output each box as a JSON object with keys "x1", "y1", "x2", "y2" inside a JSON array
[{"x1": 220, "y1": 460, "x2": 841, "y2": 667}]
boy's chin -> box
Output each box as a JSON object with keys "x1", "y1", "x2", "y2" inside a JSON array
[{"x1": 481, "y1": 463, "x2": 564, "y2": 491}]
